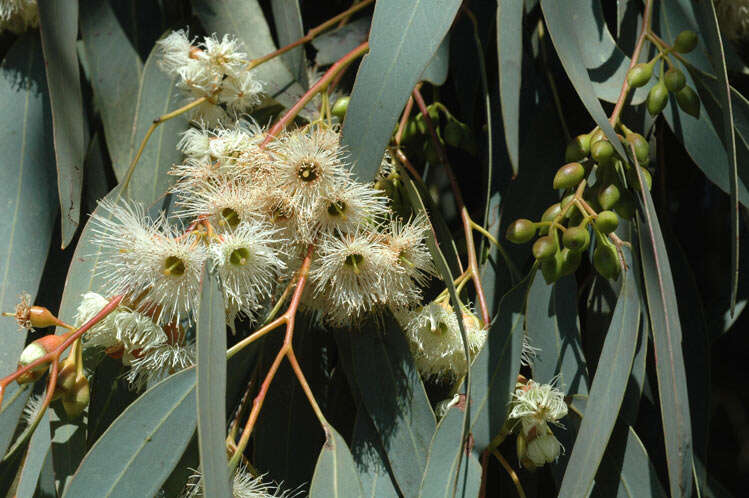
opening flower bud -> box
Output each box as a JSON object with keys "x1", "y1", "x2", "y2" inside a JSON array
[
  {"x1": 553, "y1": 162, "x2": 586, "y2": 190},
  {"x1": 673, "y1": 30, "x2": 698, "y2": 53},
  {"x1": 17, "y1": 335, "x2": 64, "y2": 384},
  {"x1": 675, "y1": 85, "x2": 700, "y2": 118},
  {"x1": 593, "y1": 244, "x2": 621, "y2": 279},
  {"x1": 664, "y1": 67, "x2": 686, "y2": 92},
  {"x1": 595, "y1": 210, "x2": 619, "y2": 234},
  {"x1": 647, "y1": 81, "x2": 669, "y2": 116},
  {"x1": 506, "y1": 219, "x2": 537, "y2": 244},
  {"x1": 590, "y1": 139, "x2": 614, "y2": 166},
  {"x1": 533, "y1": 236, "x2": 557, "y2": 262},
  {"x1": 564, "y1": 134, "x2": 591, "y2": 162},
  {"x1": 626, "y1": 62, "x2": 653, "y2": 88},
  {"x1": 597, "y1": 183, "x2": 621, "y2": 210},
  {"x1": 562, "y1": 226, "x2": 590, "y2": 252}
]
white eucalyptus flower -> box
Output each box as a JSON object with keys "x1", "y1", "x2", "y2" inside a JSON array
[
  {"x1": 0, "y1": 0, "x2": 38, "y2": 34},
  {"x1": 183, "y1": 466, "x2": 299, "y2": 498},
  {"x1": 125, "y1": 342, "x2": 195, "y2": 391},
  {"x1": 509, "y1": 378, "x2": 568, "y2": 432},
  {"x1": 314, "y1": 179, "x2": 388, "y2": 234}
]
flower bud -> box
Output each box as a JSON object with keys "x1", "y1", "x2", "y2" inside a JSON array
[
  {"x1": 506, "y1": 219, "x2": 537, "y2": 244},
  {"x1": 628, "y1": 166, "x2": 653, "y2": 191},
  {"x1": 591, "y1": 139, "x2": 614, "y2": 166},
  {"x1": 553, "y1": 162, "x2": 586, "y2": 190},
  {"x1": 626, "y1": 132, "x2": 649, "y2": 165},
  {"x1": 559, "y1": 248, "x2": 582, "y2": 276},
  {"x1": 564, "y1": 134, "x2": 591, "y2": 162},
  {"x1": 57, "y1": 362, "x2": 78, "y2": 393},
  {"x1": 673, "y1": 30, "x2": 698, "y2": 53},
  {"x1": 593, "y1": 244, "x2": 621, "y2": 279},
  {"x1": 589, "y1": 129, "x2": 606, "y2": 146},
  {"x1": 533, "y1": 236, "x2": 557, "y2": 261},
  {"x1": 595, "y1": 210, "x2": 619, "y2": 234},
  {"x1": 597, "y1": 183, "x2": 621, "y2": 210},
  {"x1": 62, "y1": 377, "x2": 90, "y2": 419},
  {"x1": 16, "y1": 335, "x2": 64, "y2": 384},
  {"x1": 526, "y1": 432, "x2": 562, "y2": 467},
  {"x1": 675, "y1": 85, "x2": 700, "y2": 118},
  {"x1": 331, "y1": 96, "x2": 349, "y2": 119},
  {"x1": 626, "y1": 62, "x2": 653, "y2": 88},
  {"x1": 664, "y1": 67, "x2": 686, "y2": 92},
  {"x1": 647, "y1": 81, "x2": 669, "y2": 116},
  {"x1": 614, "y1": 192, "x2": 635, "y2": 220},
  {"x1": 562, "y1": 226, "x2": 590, "y2": 252},
  {"x1": 540, "y1": 252, "x2": 563, "y2": 284},
  {"x1": 444, "y1": 120, "x2": 463, "y2": 148},
  {"x1": 539, "y1": 203, "x2": 561, "y2": 235}
]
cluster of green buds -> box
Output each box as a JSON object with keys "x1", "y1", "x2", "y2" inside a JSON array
[
  {"x1": 627, "y1": 30, "x2": 700, "y2": 117},
  {"x1": 506, "y1": 123, "x2": 653, "y2": 283},
  {"x1": 398, "y1": 102, "x2": 478, "y2": 161}
]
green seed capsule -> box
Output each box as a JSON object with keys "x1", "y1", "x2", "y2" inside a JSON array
[
  {"x1": 675, "y1": 86, "x2": 700, "y2": 118},
  {"x1": 595, "y1": 210, "x2": 619, "y2": 234},
  {"x1": 540, "y1": 253, "x2": 563, "y2": 284},
  {"x1": 626, "y1": 62, "x2": 653, "y2": 88},
  {"x1": 664, "y1": 67, "x2": 686, "y2": 92},
  {"x1": 591, "y1": 140, "x2": 614, "y2": 166},
  {"x1": 597, "y1": 183, "x2": 621, "y2": 210},
  {"x1": 559, "y1": 248, "x2": 582, "y2": 276},
  {"x1": 673, "y1": 30, "x2": 698, "y2": 53},
  {"x1": 647, "y1": 81, "x2": 669, "y2": 116},
  {"x1": 614, "y1": 192, "x2": 635, "y2": 220},
  {"x1": 563, "y1": 226, "x2": 590, "y2": 252},
  {"x1": 628, "y1": 166, "x2": 652, "y2": 191},
  {"x1": 565, "y1": 134, "x2": 591, "y2": 162},
  {"x1": 589, "y1": 129, "x2": 606, "y2": 145},
  {"x1": 533, "y1": 235, "x2": 557, "y2": 261},
  {"x1": 444, "y1": 120, "x2": 463, "y2": 148},
  {"x1": 539, "y1": 203, "x2": 561, "y2": 235},
  {"x1": 506, "y1": 219, "x2": 537, "y2": 244},
  {"x1": 553, "y1": 162, "x2": 586, "y2": 190},
  {"x1": 331, "y1": 96, "x2": 350, "y2": 119},
  {"x1": 593, "y1": 244, "x2": 621, "y2": 279},
  {"x1": 560, "y1": 194, "x2": 579, "y2": 220},
  {"x1": 625, "y1": 133, "x2": 649, "y2": 165}
]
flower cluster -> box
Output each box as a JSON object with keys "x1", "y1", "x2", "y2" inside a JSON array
[
  {"x1": 183, "y1": 467, "x2": 298, "y2": 498},
  {"x1": 0, "y1": 0, "x2": 38, "y2": 34},
  {"x1": 157, "y1": 31, "x2": 264, "y2": 125},
  {"x1": 509, "y1": 378, "x2": 568, "y2": 470}
]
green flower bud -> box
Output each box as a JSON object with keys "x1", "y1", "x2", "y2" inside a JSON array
[
  {"x1": 647, "y1": 81, "x2": 669, "y2": 116},
  {"x1": 664, "y1": 67, "x2": 686, "y2": 92},
  {"x1": 506, "y1": 219, "x2": 537, "y2": 244},
  {"x1": 423, "y1": 141, "x2": 440, "y2": 164},
  {"x1": 597, "y1": 183, "x2": 621, "y2": 210},
  {"x1": 539, "y1": 203, "x2": 561, "y2": 235},
  {"x1": 444, "y1": 120, "x2": 463, "y2": 148},
  {"x1": 675, "y1": 85, "x2": 700, "y2": 118},
  {"x1": 559, "y1": 248, "x2": 582, "y2": 276},
  {"x1": 401, "y1": 119, "x2": 418, "y2": 143},
  {"x1": 533, "y1": 235, "x2": 557, "y2": 261},
  {"x1": 565, "y1": 134, "x2": 592, "y2": 162},
  {"x1": 628, "y1": 166, "x2": 652, "y2": 191},
  {"x1": 553, "y1": 162, "x2": 586, "y2": 190},
  {"x1": 626, "y1": 133, "x2": 649, "y2": 165},
  {"x1": 331, "y1": 96, "x2": 349, "y2": 119},
  {"x1": 563, "y1": 226, "x2": 590, "y2": 252},
  {"x1": 591, "y1": 139, "x2": 614, "y2": 166},
  {"x1": 673, "y1": 30, "x2": 698, "y2": 53},
  {"x1": 540, "y1": 252, "x2": 563, "y2": 284},
  {"x1": 568, "y1": 207, "x2": 584, "y2": 226},
  {"x1": 626, "y1": 62, "x2": 653, "y2": 88},
  {"x1": 62, "y1": 377, "x2": 90, "y2": 419},
  {"x1": 593, "y1": 244, "x2": 621, "y2": 279},
  {"x1": 595, "y1": 210, "x2": 619, "y2": 234},
  {"x1": 614, "y1": 192, "x2": 635, "y2": 220},
  {"x1": 589, "y1": 129, "x2": 606, "y2": 145}
]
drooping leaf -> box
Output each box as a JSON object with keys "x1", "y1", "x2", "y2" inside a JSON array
[
  {"x1": 341, "y1": 0, "x2": 462, "y2": 181},
  {"x1": 351, "y1": 315, "x2": 436, "y2": 497},
  {"x1": 558, "y1": 253, "x2": 641, "y2": 498},
  {"x1": 420, "y1": 32, "x2": 450, "y2": 86},
  {"x1": 496, "y1": 0, "x2": 524, "y2": 175},
  {"x1": 313, "y1": 17, "x2": 371, "y2": 67},
  {"x1": 16, "y1": 411, "x2": 52, "y2": 497},
  {"x1": 635, "y1": 171, "x2": 693, "y2": 498},
  {"x1": 62, "y1": 368, "x2": 197, "y2": 498},
  {"x1": 309, "y1": 425, "x2": 364, "y2": 498},
  {"x1": 270, "y1": 0, "x2": 308, "y2": 88},
  {"x1": 350, "y1": 407, "x2": 399, "y2": 498},
  {"x1": 79, "y1": 0, "x2": 143, "y2": 181},
  {"x1": 419, "y1": 407, "x2": 482, "y2": 498},
  {"x1": 196, "y1": 269, "x2": 231, "y2": 498},
  {"x1": 37, "y1": 0, "x2": 86, "y2": 247}
]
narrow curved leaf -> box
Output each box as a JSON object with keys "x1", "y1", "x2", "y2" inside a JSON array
[
  {"x1": 341, "y1": 0, "x2": 462, "y2": 181},
  {"x1": 351, "y1": 315, "x2": 436, "y2": 497},
  {"x1": 420, "y1": 33, "x2": 450, "y2": 86},
  {"x1": 38, "y1": 0, "x2": 86, "y2": 247},
  {"x1": 16, "y1": 411, "x2": 52, "y2": 497},
  {"x1": 635, "y1": 170, "x2": 693, "y2": 498},
  {"x1": 0, "y1": 386, "x2": 30, "y2": 458},
  {"x1": 196, "y1": 270, "x2": 231, "y2": 498},
  {"x1": 558, "y1": 257, "x2": 641, "y2": 498},
  {"x1": 313, "y1": 17, "x2": 371, "y2": 67},
  {"x1": 496, "y1": 0, "x2": 523, "y2": 175},
  {"x1": 309, "y1": 425, "x2": 364, "y2": 498},
  {"x1": 80, "y1": 0, "x2": 143, "y2": 181},
  {"x1": 62, "y1": 368, "x2": 197, "y2": 498},
  {"x1": 351, "y1": 408, "x2": 399, "y2": 498},
  {"x1": 419, "y1": 407, "x2": 482, "y2": 498},
  {"x1": 270, "y1": 0, "x2": 308, "y2": 88}
]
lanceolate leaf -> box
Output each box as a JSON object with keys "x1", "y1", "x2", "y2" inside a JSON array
[
  {"x1": 419, "y1": 407, "x2": 482, "y2": 498},
  {"x1": 350, "y1": 408, "x2": 399, "y2": 498},
  {"x1": 38, "y1": 0, "x2": 86, "y2": 247},
  {"x1": 341, "y1": 0, "x2": 462, "y2": 181},
  {"x1": 62, "y1": 368, "x2": 197, "y2": 498},
  {"x1": 309, "y1": 425, "x2": 364, "y2": 498},
  {"x1": 351, "y1": 316, "x2": 436, "y2": 497},
  {"x1": 16, "y1": 411, "x2": 53, "y2": 497},
  {"x1": 196, "y1": 270, "x2": 231, "y2": 498},
  {"x1": 270, "y1": 0, "x2": 308, "y2": 88},
  {"x1": 558, "y1": 256, "x2": 641, "y2": 498},
  {"x1": 79, "y1": 0, "x2": 143, "y2": 181},
  {"x1": 635, "y1": 172, "x2": 694, "y2": 498},
  {"x1": 420, "y1": 33, "x2": 450, "y2": 86},
  {"x1": 496, "y1": 0, "x2": 524, "y2": 175}
]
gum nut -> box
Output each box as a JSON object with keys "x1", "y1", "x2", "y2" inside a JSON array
[
  {"x1": 594, "y1": 244, "x2": 621, "y2": 279},
  {"x1": 597, "y1": 183, "x2": 621, "y2": 210},
  {"x1": 533, "y1": 236, "x2": 557, "y2": 261},
  {"x1": 591, "y1": 140, "x2": 614, "y2": 165},
  {"x1": 664, "y1": 67, "x2": 686, "y2": 92},
  {"x1": 506, "y1": 219, "x2": 537, "y2": 244},
  {"x1": 563, "y1": 226, "x2": 590, "y2": 252},
  {"x1": 553, "y1": 162, "x2": 586, "y2": 190},
  {"x1": 647, "y1": 81, "x2": 669, "y2": 116},
  {"x1": 675, "y1": 86, "x2": 700, "y2": 118},
  {"x1": 626, "y1": 62, "x2": 653, "y2": 88},
  {"x1": 595, "y1": 210, "x2": 619, "y2": 233},
  {"x1": 674, "y1": 30, "x2": 698, "y2": 53}
]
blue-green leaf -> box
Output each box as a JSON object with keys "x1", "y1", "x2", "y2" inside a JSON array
[
  {"x1": 496, "y1": 0, "x2": 523, "y2": 175},
  {"x1": 558, "y1": 253, "x2": 641, "y2": 498},
  {"x1": 313, "y1": 17, "x2": 371, "y2": 67},
  {"x1": 37, "y1": 0, "x2": 86, "y2": 247},
  {"x1": 635, "y1": 171, "x2": 693, "y2": 498},
  {"x1": 351, "y1": 408, "x2": 399, "y2": 498},
  {"x1": 420, "y1": 33, "x2": 450, "y2": 86},
  {"x1": 80, "y1": 0, "x2": 143, "y2": 181},
  {"x1": 270, "y1": 0, "x2": 308, "y2": 88},
  {"x1": 62, "y1": 368, "x2": 197, "y2": 498},
  {"x1": 309, "y1": 425, "x2": 364, "y2": 498},
  {"x1": 17, "y1": 411, "x2": 52, "y2": 497},
  {"x1": 196, "y1": 270, "x2": 230, "y2": 498},
  {"x1": 419, "y1": 407, "x2": 482, "y2": 498},
  {"x1": 351, "y1": 315, "x2": 436, "y2": 497},
  {"x1": 341, "y1": 0, "x2": 462, "y2": 181}
]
